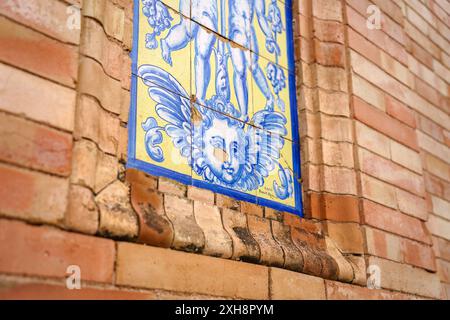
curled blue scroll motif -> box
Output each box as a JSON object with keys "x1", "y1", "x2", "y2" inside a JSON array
[
  {"x1": 273, "y1": 164, "x2": 294, "y2": 200},
  {"x1": 142, "y1": 117, "x2": 165, "y2": 162}
]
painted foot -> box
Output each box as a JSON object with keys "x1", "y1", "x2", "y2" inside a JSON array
[{"x1": 160, "y1": 38, "x2": 173, "y2": 66}]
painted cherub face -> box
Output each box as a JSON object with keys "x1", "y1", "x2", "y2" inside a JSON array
[{"x1": 202, "y1": 117, "x2": 247, "y2": 184}]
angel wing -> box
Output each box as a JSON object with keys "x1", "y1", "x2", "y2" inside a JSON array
[
  {"x1": 236, "y1": 110, "x2": 288, "y2": 191},
  {"x1": 138, "y1": 65, "x2": 192, "y2": 163}
]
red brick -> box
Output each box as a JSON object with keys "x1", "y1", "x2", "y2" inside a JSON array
[
  {"x1": 315, "y1": 41, "x2": 345, "y2": 67},
  {"x1": 326, "y1": 222, "x2": 364, "y2": 254},
  {"x1": 0, "y1": 17, "x2": 78, "y2": 87},
  {"x1": 432, "y1": 236, "x2": 450, "y2": 262},
  {"x1": 385, "y1": 95, "x2": 416, "y2": 128},
  {"x1": 313, "y1": 193, "x2": 360, "y2": 223},
  {"x1": 0, "y1": 164, "x2": 68, "y2": 225},
  {"x1": 0, "y1": 0, "x2": 81, "y2": 44},
  {"x1": 159, "y1": 177, "x2": 186, "y2": 197},
  {"x1": 358, "y1": 148, "x2": 425, "y2": 196},
  {"x1": 313, "y1": 19, "x2": 344, "y2": 44},
  {"x1": 247, "y1": 215, "x2": 284, "y2": 267},
  {"x1": 346, "y1": 6, "x2": 407, "y2": 64},
  {"x1": 81, "y1": 18, "x2": 123, "y2": 80},
  {"x1": 353, "y1": 96, "x2": 419, "y2": 151},
  {"x1": 0, "y1": 219, "x2": 115, "y2": 282},
  {"x1": 0, "y1": 113, "x2": 72, "y2": 176},
  {"x1": 215, "y1": 193, "x2": 240, "y2": 211},
  {"x1": 414, "y1": 77, "x2": 446, "y2": 112},
  {"x1": 0, "y1": 63, "x2": 76, "y2": 131},
  {"x1": 0, "y1": 283, "x2": 153, "y2": 300},
  {"x1": 362, "y1": 199, "x2": 431, "y2": 244},
  {"x1": 187, "y1": 186, "x2": 214, "y2": 205},
  {"x1": 116, "y1": 242, "x2": 269, "y2": 299},
  {"x1": 417, "y1": 114, "x2": 445, "y2": 142},
  {"x1": 437, "y1": 259, "x2": 450, "y2": 283},
  {"x1": 411, "y1": 41, "x2": 434, "y2": 69},
  {"x1": 401, "y1": 238, "x2": 436, "y2": 271},
  {"x1": 347, "y1": 27, "x2": 381, "y2": 66},
  {"x1": 326, "y1": 280, "x2": 419, "y2": 300},
  {"x1": 241, "y1": 201, "x2": 264, "y2": 217}
]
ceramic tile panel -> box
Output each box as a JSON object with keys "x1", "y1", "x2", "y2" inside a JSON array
[{"x1": 129, "y1": 0, "x2": 302, "y2": 215}]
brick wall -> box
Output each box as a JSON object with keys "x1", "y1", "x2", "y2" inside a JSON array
[{"x1": 0, "y1": 0, "x2": 448, "y2": 300}]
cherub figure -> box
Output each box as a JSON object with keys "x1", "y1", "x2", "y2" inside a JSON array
[
  {"x1": 228, "y1": 0, "x2": 280, "y2": 120},
  {"x1": 159, "y1": 0, "x2": 218, "y2": 105},
  {"x1": 138, "y1": 64, "x2": 293, "y2": 198}
]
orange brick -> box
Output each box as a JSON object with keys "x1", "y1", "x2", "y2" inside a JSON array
[
  {"x1": 347, "y1": 27, "x2": 381, "y2": 66},
  {"x1": 363, "y1": 199, "x2": 431, "y2": 244},
  {"x1": 309, "y1": 193, "x2": 360, "y2": 223},
  {"x1": 353, "y1": 96, "x2": 419, "y2": 151},
  {"x1": 116, "y1": 242, "x2": 269, "y2": 299},
  {"x1": 313, "y1": 19, "x2": 344, "y2": 43},
  {"x1": 0, "y1": 283, "x2": 153, "y2": 300},
  {"x1": 0, "y1": 219, "x2": 115, "y2": 282},
  {"x1": 187, "y1": 186, "x2": 214, "y2": 205},
  {"x1": 271, "y1": 268, "x2": 326, "y2": 300},
  {"x1": 0, "y1": 17, "x2": 78, "y2": 87},
  {"x1": 0, "y1": 63, "x2": 76, "y2": 131},
  {"x1": 0, "y1": 113, "x2": 73, "y2": 176},
  {"x1": 241, "y1": 201, "x2": 264, "y2": 217},
  {"x1": 358, "y1": 148, "x2": 425, "y2": 196},
  {"x1": 81, "y1": 18, "x2": 123, "y2": 80},
  {"x1": 215, "y1": 194, "x2": 240, "y2": 211},
  {"x1": 159, "y1": 177, "x2": 186, "y2": 197},
  {"x1": 326, "y1": 222, "x2": 364, "y2": 254},
  {"x1": 385, "y1": 95, "x2": 416, "y2": 128},
  {"x1": 401, "y1": 238, "x2": 436, "y2": 271},
  {"x1": 0, "y1": 164, "x2": 68, "y2": 225},
  {"x1": 326, "y1": 280, "x2": 419, "y2": 300},
  {"x1": 314, "y1": 41, "x2": 345, "y2": 67},
  {"x1": 312, "y1": 0, "x2": 342, "y2": 22},
  {"x1": 0, "y1": 0, "x2": 80, "y2": 44},
  {"x1": 417, "y1": 114, "x2": 445, "y2": 142}
]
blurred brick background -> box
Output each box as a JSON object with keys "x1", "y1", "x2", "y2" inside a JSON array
[{"x1": 0, "y1": 0, "x2": 449, "y2": 300}]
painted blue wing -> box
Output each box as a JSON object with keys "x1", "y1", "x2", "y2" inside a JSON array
[
  {"x1": 138, "y1": 65, "x2": 192, "y2": 163},
  {"x1": 237, "y1": 110, "x2": 287, "y2": 191}
]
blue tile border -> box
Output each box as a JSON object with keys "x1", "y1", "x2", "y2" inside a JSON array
[{"x1": 127, "y1": 0, "x2": 303, "y2": 216}]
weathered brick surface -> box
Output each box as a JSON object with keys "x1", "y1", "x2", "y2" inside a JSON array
[
  {"x1": 0, "y1": 163, "x2": 68, "y2": 225},
  {"x1": 0, "y1": 16, "x2": 78, "y2": 87},
  {"x1": 65, "y1": 185, "x2": 99, "y2": 235},
  {"x1": 247, "y1": 215, "x2": 284, "y2": 268},
  {"x1": 0, "y1": 63, "x2": 76, "y2": 131},
  {"x1": 193, "y1": 202, "x2": 232, "y2": 259},
  {"x1": 0, "y1": 113, "x2": 73, "y2": 177},
  {"x1": 164, "y1": 195, "x2": 204, "y2": 252},
  {"x1": 116, "y1": 242, "x2": 269, "y2": 299},
  {"x1": 0, "y1": 0, "x2": 81, "y2": 44},
  {"x1": 0, "y1": 220, "x2": 115, "y2": 282},
  {"x1": 368, "y1": 257, "x2": 441, "y2": 299},
  {"x1": 0, "y1": 0, "x2": 447, "y2": 300},
  {"x1": 270, "y1": 268, "x2": 326, "y2": 300},
  {"x1": 0, "y1": 283, "x2": 154, "y2": 300},
  {"x1": 222, "y1": 209, "x2": 260, "y2": 263},
  {"x1": 96, "y1": 180, "x2": 138, "y2": 239}
]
